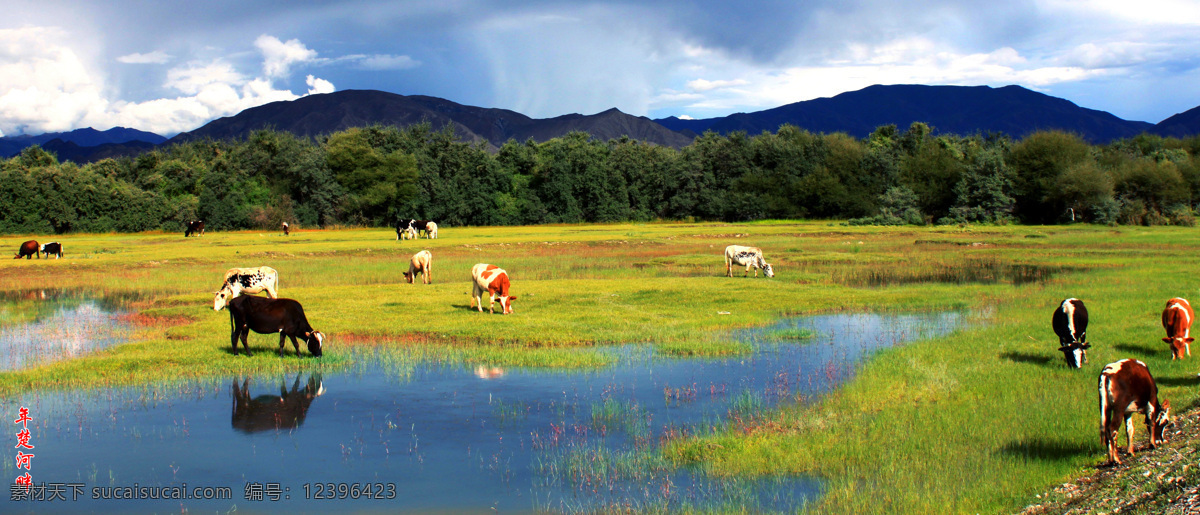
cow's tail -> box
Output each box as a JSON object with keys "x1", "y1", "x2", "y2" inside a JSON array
[{"x1": 1098, "y1": 372, "x2": 1110, "y2": 441}]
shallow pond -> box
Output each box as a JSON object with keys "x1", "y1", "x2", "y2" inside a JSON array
[{"x1": 1, "y1": 303, "x2": 965, "y2": 514}]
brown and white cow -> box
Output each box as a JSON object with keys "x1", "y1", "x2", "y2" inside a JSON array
[
  {"x1": 13, "y1": 240, "x2": 39, "y2": 259},
  {"x1": 282, "y1": 222, "x2": 290, "y2": 236},
  {"x1": 213, "y1": 266, "x2": 280, "y2": 310},
  {"x1": 1161, "y1": 297, "x2": 1193, "y2": 359},
  {"x1": 724, "y1": 245, "x2": 774, "y2": 278},
  {"x1": 471, "y1": 263, "x2": 516, "y2": 314},
  {"x1": 1098, "y1": 359, "x2": 1172, "y2": 465},
  {"x1": 403, "y1": 250, "x2": 432, "y2": 284}
]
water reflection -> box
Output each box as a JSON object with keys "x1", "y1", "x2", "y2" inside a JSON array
[
  {"x1": 2, "y1": 311, "x2": 969, "y2": 514},
  {"x1": 0, "y1": 300, "x2": 131, "y2": 371},
  {"x1": 231, "y1": 374, "x2": 326, "y2": 434}
]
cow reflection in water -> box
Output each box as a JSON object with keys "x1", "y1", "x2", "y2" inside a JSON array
[{"x1": 231, "y1": 375, "x2": 325, "y2": 434}]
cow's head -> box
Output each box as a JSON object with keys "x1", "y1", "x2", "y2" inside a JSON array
[
  {"x1": 213, "y1": 286, "x2": 234, "y2": 311},
  {"x1": 305, "y1": 331, "x2": 325, "y2": 357},
  {"x1": 1162, "y1": 336, "x2": 1193, "y2": 359},
  {"x1": 403, "y1": 271, "x2": 414, "y2": 284},
  {"x1": 763, "y1": 263, "x2": 775, "y2": 278},
  {"x1": 1058, "y1": 342, "x2": 1091, "y2": 368},
  {"x1": 500, "y1": 295, "x2": 517, "y2": 315},
  {"x1": 1151, "y1": 399, "x2": 1172, "y2": 446}
]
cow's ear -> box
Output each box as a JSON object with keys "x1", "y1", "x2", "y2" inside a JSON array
[
  {"x1": 1080, "y1": 344, "x2": 1091, "y2": 349},
  {"x1": 1186, "y1": 338, "x2": 1195, "y2": 343},
  {"x1": 1164, "y1": 337, "x2": 1173, "y2": 343}
]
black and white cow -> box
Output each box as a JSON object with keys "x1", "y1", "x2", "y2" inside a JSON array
[
  {"x1": 213, "y1": 266, "x2": 279, "y2": 310},
  {"x1": 1098, "y1": 359, "x2": 1172, "y2": 464},
  {"x1": 1052, "y1": 298, "x2": 1090, "y2": 368},
  {"x1": 227, "y1": 295, "x2": 324, "y2": 357},
  {"x1": 39, "y1": 242, "x2": 62, "y2": 259},
  {"x1": 724, "y1": 245, "x2": 774, "y2": 278},
  {"x1": 185, "y1": 220, "x2": 205, "y2": 237}
]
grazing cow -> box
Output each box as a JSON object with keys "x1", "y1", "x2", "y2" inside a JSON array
[
  {"x1": 1052, "y1": 298, "x2": 1090, "y2": 368},
  {"x1": 185, "y1": 220, "x2": 205, "y2": 237},
  {"x1": 470, "y1": 263, "x2": 517, "y2": 314},
  {"x1": 425, "y1": 221, "x2": 438, "y2": 239},
  {"x1": 227, "y1": 295, "x2": 324, "y2": 357},
  {"x1": 724, "y1": 245, "x2": 774, "y2": 278},
  {"x1": 398, "y1": 226, "x2": 417, "y2": 240},
  {"x1": 405, "y1": 219, "x2": 433, "y2": 237},
  {"x1": 213, "y1": 266, "x2": 280, "y2": 311},
  {"x1": 1161, "y1": 297, "x2": 1193, "y2": 359},
  {"x1": 13, "y1": 240, "x2": 39, "y2": 259},
  {"x1": 39, "y1": 242, "x2": 62, "y2": 259},
  {"x1": 231, "y1": 375, "x2": 325, "y2": 433},
  {"x1": 403, "y1": 250, "x2": 432, "y2": 284},
  {"x1": 282, "y1": 222, "x2": 290, "y2": 236},
  {"x1": 1098, "y1": 359, "x2": 1172, "y2": 465}
]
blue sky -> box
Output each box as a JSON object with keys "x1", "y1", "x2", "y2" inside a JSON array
[{"x1": 2, "y1": 0, "x2": 1200, "y2": 136}]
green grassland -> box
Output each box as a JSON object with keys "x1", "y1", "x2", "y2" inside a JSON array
[{"x1": 1, "y1": 221, "x2": 1198, "y2": 513}]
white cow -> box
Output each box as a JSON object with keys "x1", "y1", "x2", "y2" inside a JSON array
[
  {"x1": 425, "y1": 221, "x2": 438, "y2": 239},
  {"x1": 724, "y1": 245, "x2": 774, "y2": 278},
  {"x1": 213, "y1": 266, "x2": 280, "y2": 311}
]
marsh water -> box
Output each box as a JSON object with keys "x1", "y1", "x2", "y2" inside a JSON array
[{"x1": 1, "y1": 296, "x2": 965, "y2": 514}]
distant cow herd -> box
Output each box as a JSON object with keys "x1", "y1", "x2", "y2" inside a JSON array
[{"x1": 10, "y1": 218, "x2": 1194, "y2": 468}]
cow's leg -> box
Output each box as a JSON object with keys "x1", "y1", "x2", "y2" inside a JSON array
[
  {"x1": 231, "y1": 325, "x2": 241, "y2": 355},
  {"x1": 1125, "y1": 413, "x2": 1136, "y2": 455},
  {"x1": 288, "y1": 335, "x2": 301, "y2": 357},
  {"x1": 239, "y1": 328, "x2": 251, "y2": 356},
  {"x1": 278, "y1": 332, "x2": 288, "y2": 356},
  {"x1": 266, "y1": 283, "x2": 278, "y2": 299},
  {"x1": 489, "y1": 293, "x2": 496, "y2": 314},
  {"x1": 1106, "y1": 417, "x2": 1121, "y2": 464},
  {"x1": 425, "y1": 266, "x2": 431, "y2": 284}
]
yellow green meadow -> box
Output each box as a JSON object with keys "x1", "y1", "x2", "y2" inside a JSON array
[{"x1": 2, "y1": 221, "x2": 1197, "y2": 513}]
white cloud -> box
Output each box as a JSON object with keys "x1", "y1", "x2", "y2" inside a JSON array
[
  {"x1": 255, "y1": 34, "x2": 317, "y2": 79},
  {"x1": 0, "y1": 28, "x2": 336, "y2": 136},
  {"x1": 686, "y1": 78, "x2": 749, "y2": 92},
  {"x1": 306, "y1": 74, "x2": 335, "y2": 94},
  {"x1": 357, "y1": 54, "x2": 421, "y2": 70},
  {"x1": 117, "y1": 50, "x2": 172, "y2": 64}
]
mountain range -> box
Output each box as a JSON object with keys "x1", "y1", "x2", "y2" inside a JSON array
[{"x1": 3, "y1": 84, "x2": 1198, "y2": 163}]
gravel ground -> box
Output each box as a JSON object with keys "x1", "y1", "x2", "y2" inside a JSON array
[{"x1": 1019, "y1": 400, "x2": 1200, "y2": 515}]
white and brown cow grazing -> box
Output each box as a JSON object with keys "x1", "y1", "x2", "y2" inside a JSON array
[
  {"x1": 1052, "y1": 298, "x2": 1090, "y2": 368},
  {"x1": 39, "y1": 242, "x2": 62, "y2": 259},
  {"x1": 471, "y1": 263, "x2": 516, "y2": 314},
  {"x1": 1161, "y1": 297, "x2": 1193, "y2": 359},
  {"x1": 282, "y1": 222, "x2": 290, "y2": 236},
  {"x1": 403, "y1": 250, "x2": 432, "y2": 284},
  {"x1": 213, "y1": 266, "x2": 280, "y2": 311},
  {"x1": 724, "y1": 245, "x2": 774, "y2": 278},
  {"x1": 1098, "y1": 359, "x2": 1172, "y2": 465},
  {"x1": 227, "y1": 295, "x2": 324, "y2": 357},
  {"x1": 425, "y1": 221, "x2": 438, "y2": 239}
]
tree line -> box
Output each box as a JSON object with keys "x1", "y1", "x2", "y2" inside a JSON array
[{"x1": 1, "y1": 121, "x2": 1198, "y2": 235}]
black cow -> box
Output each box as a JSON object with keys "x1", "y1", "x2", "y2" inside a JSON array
[
  {"x1": 227, "y1": 295, "x2": 325, "y2": 357},
  {"x1": 185, "y1": 220, "x2": 205, "y2": 237},
  {"x1": 1053, "y1": 298, "x2": 1090, "y2": 368},
  {"x1": 231, "y1": 374, "x2": 324, "y2": 433},
  {"x1": 39, "y1": 242, "x2": 62, "y2": 259},
  {"x1": 13, "y1": 240, "x2": 39, "y2": 259}
]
